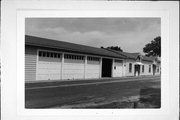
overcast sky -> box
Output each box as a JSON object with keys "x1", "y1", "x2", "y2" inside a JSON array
[{"x1": 25, "y1": 18, "x2": 160, "y2": 54}]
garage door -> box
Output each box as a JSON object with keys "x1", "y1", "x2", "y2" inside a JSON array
[
  {"x1": 86, "y1": 56, "x2": 100, "y2": 79},
  {"x1": 63, "y1": 54, "x2": 85, "y2": 80},
  {"x1": 113, "y1": 59, "x2": 123, "y2": 77},
  {"x1": 37, "y1": 51, "x2": 62, "y2": 80}
]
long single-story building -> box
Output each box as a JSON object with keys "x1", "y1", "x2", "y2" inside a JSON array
[{"x1": 25, "y1": 35, "x2": 160, "y2": 81}]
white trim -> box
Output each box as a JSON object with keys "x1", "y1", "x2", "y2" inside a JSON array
[
  {"x1": 35, "y1": 48, "x2": 124, "y2": 62},
  {"x1": 111, "y1": 58, "x2": 115, "y2": 77},
  {"x1": 61, "y1": 53, "x2": 64, "y2": 80},
  {"x1": 99, "y1": 57, "x2": 102, "y2": 78},
  {"x1": 35, "y1": 49, "x2": 39, "y2": 81},
  {"x1": 37, "y1": 49, "x2": 63, "y2": 54},
  {"x1": 84, "y1": 55, "x2": 87, "y2": 79}
]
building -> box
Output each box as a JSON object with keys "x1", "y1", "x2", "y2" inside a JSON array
[
  {"x1": 25, "y1": 35, "x2": 160, "y2": 82},
  {"x1": 106, "y1": 49, "x2": 161, "y2": 77}
]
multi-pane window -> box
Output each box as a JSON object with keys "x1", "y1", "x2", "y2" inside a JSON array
[
  {"x1": 39, "y1": 51, "x2": 61, "y2": 58},
  {"x1": 149, "y1": 65, "x2": 151, "y2": 73},
  {"x1": 129, "y1": 63, "x2": 132, "y2": 73},
  {"x1": 87, "y1": 56, "x2": 100, "y2": 61},
  {"x1": 142, "y1": 65, "x2": 144, "y2": 73},
  {"x1": 64, "y1": 54, "x2": 84, "y2": 60}
]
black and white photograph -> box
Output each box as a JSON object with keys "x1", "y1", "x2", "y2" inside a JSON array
[
  {"x1": 25, "y1": 18, "x2": 161, "y2": 109},
  {"x1": 1, "y1": 1, "x2": 179, "y2": 120}
]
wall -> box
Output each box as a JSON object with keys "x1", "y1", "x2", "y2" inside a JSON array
[
  {"x1": 112, "y1": 59, "x2": 123, "y2": 77},
  {"x1": 124, "y1": 59, "x2": 136, "y2": 76},
  {"x1": 140, "y1": 61, "x2": 153, "y2": 76},
  {"x1": 25, "y1": 45, "x2": 37, "y2": 81}
]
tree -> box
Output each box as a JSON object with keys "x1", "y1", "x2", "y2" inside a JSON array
[
  {"x1": 101, "y1": 46, "x2": 123, "y2": 52},
  {"x1": 143, "y1": 36, "x2": 161, "y2": 57}
]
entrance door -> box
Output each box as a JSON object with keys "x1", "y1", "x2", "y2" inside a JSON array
[
  {"x1": 153, "y1": 64, "x2": 156, "y2": 75},
  {"x1": 134, "y1": 64, "x2": 140, "y2": 76},
  {"x1": 102, "y1": 58, "x2": 112, "y2": 77}
]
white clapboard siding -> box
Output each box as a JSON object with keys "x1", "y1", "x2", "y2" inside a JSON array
[
  {"x1": 113, "y1": 60, "x2": 123, "y2": 77},
  {"x1": 25, "y1": 46, "x2": 37, "y2": 81}
]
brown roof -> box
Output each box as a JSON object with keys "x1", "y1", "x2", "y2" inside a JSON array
[{"x1": 25, "y1": 35, "x2": 126, "y2": 59}]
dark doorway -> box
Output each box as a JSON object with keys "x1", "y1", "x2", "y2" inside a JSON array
[
  {"x1": 153, "y1": 64, "x2": 156, "y2": 75},
  {"x1": 134, "y1": 64, "x2": 140, "y2": 76},
  {"x1": 102, "y1": 58, "x2": 112, "y2": 77}
]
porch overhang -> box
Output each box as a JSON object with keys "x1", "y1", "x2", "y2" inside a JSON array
[{"x1": 134, "y1": 62, "x2": 144, "y2": 65}]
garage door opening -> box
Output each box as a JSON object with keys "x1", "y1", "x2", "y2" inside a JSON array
[{"x1": 102, "y1": 58, "x2": 112, "y2": 77}]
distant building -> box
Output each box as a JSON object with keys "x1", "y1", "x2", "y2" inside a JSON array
[{"x1": 25, "y1": 35, "x2": 160, "y2": 82}]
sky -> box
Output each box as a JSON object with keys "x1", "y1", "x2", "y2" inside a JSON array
[{"x1": 25, "y1": 18, "x2": 160, "y2": 54}]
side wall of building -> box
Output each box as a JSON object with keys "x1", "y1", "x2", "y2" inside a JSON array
[
  {"x1": 25, "y1": 46, "x2": 160, "y2": 82},
  {"x1": 112, "y1": 59, "x2": 124, "y2": 77},
  {"x1": 25, "y1": 45, "x2": 37, "y2": 81}
]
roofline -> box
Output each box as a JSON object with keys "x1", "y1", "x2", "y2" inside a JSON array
[
  {"x1": 25, "y1": 35, "x2": 125, "y2": 59},
  {"x1": 105, "y1": 48, "x2": 154, "y2": 62}
]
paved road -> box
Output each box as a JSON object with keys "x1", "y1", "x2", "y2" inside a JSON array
[{"x1": 25, "y1": 75, "x2": 160, "y2": 108}]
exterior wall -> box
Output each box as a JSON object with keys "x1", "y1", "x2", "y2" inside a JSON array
[
  {"x1": 124, "y1": 59, "x2": 154, "y2": 76},
  {"x1": 124, "y1": 59, "x2": 136, "y2": 76},
  {"x1": 140, "y1": 61, "x2": 153, "y2": 76},
  {"x1": 25, "y1": 45, "x2": 161, "y2": 82},
  {"x1": 25, "y1": 45, "x2": 37, "y2": 81},
  {"x1": 113, "y1": 59, "x2": 123, "y2": 77}
]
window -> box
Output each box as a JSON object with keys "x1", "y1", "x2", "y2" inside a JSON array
[
  {"x1": 39, "y1": 51, "x2": 42, "y2": 56},
  {"x1": 39, "y1": 51, "x2": 61, "y2": 58},
  {"x1": 42, "y1": 52, "x2": 46, "y2": 57},
  {"x1": 149, "y1": 65, "x2": 151, "y2": 73},
  {"x1": 54, "y1": 53, "x2": 57, "y2": 58},
  {"x1": 87, "y1": 56, "x2": 100, "y2": 61},
  {"x1": 51, "y1": 53, "x2": 53, "y2": 57},
  {"x1": 46, "y1": 52, "x2": 49, "y2": 57},
  {"x1": 142, "y1": 65, "x2": 144, "y2": 73},
  {"x1": 129, "y1": 63, "x2": 132, "y2": 73},
  {"x1": 64, "y1": 54, "x2": 84, "y2": 60}
]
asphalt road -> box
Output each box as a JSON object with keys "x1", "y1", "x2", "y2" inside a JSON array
[{"x1": 25, "y1": 75, "x2": 160, "y2": 108}]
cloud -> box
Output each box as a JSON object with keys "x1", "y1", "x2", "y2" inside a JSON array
[{"x1": 25, "y1": 18, "x2": 160, "y2": 54}]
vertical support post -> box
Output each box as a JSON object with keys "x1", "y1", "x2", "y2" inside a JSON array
[
  {"x1": 61, "y1": 53, "x2": 64, "y2": 80},
  {"x1": 122, "y1": 60, "x2": 124, "y2": 77},
  {"x1": 84, "y1": 55, "x2": 87, "y2": 79},
  {"x1": 123, "y1": 59, "x2": 126, "y2": 77},
  {"x1": 139, "y1": 65, "x2": 141, "y2": 76},
  {"x1": 111, "y1": 58, "x2": 114, "y2": 78},
  {"x1": 99, "y1": 57, "x2": 102, "y2": 78}
]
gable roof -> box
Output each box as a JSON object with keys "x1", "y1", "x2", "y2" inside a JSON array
[
  {"x1": 106, "y1": 49, "x2": 155, "y2": 62},
  {"x1": 25, "y1": 35, "x2": 126, "y2": 59}
]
